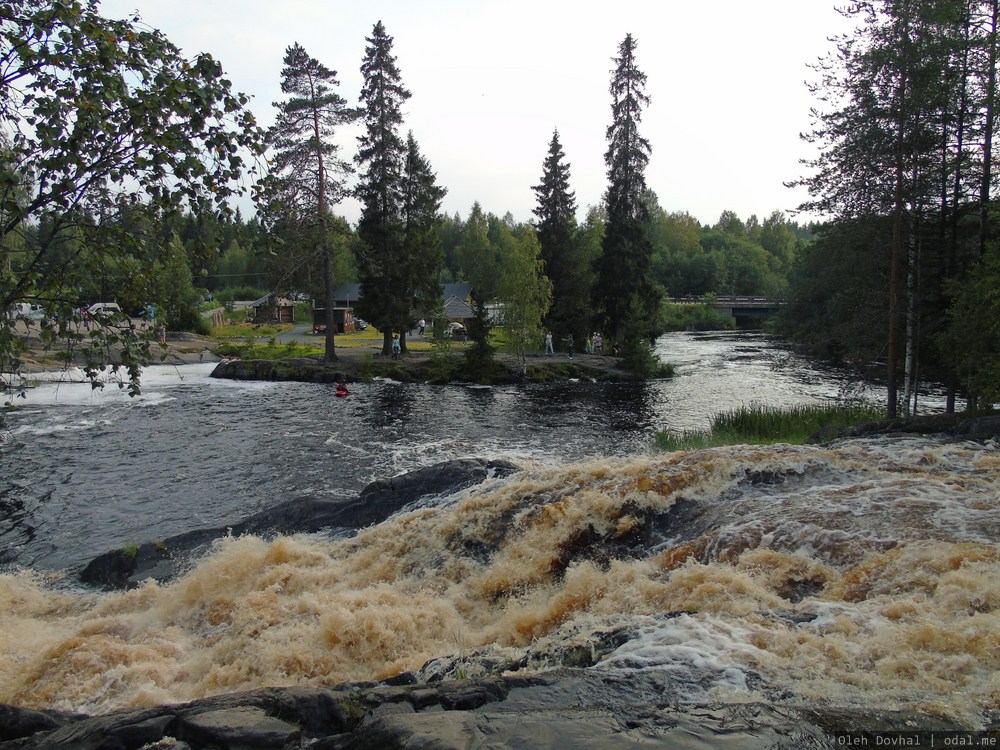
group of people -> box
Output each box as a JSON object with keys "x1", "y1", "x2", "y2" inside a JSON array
[
  {"x1": 392, "y1": 324, "x2": 615, "y2": 360},
  {"x1": 544, "y1": 331, "x2": 610, "y2": 357}
]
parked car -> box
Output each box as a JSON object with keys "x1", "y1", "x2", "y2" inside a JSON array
[
  {"x1": 447, "y1": 321, "x2": 467, "y2": 338},
  {"x1": 87, "y1": 302, "x2": 123, "y2": 316},
  {"x1": 354, "y1": 318, "x2": 368, "y2": 331}
]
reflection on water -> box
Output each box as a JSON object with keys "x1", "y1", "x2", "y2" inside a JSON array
[{"x1": 649, "y1": 332, "x2": 894, "y2": 433}]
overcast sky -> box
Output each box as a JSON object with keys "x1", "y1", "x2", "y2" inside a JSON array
[{"x1": 99, "y1": 0, "x2": 855, "y2": 227}]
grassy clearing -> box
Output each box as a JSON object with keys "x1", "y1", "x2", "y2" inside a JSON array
[
  {"x1": 330, "y1": 328, "x2": 468, "y2": 351},
  {"x1": 212, "y1": 323, "x2": 290, "y2": 339},
  {"x1": 214, "y1": 339, "x2": 325, "y2": 360},
  {"x1": 655, "y1": 401, "x2": 887, "y2": 451},
  {"x1": 209, "y1": 320, "x2": 467, "y2": 360}
]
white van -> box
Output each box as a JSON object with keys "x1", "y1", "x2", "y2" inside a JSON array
[{"x1": 11, "y1": 302, "x2": 46, "y2": 320}]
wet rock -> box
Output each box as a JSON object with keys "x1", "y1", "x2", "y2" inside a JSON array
[
  {"x1": 524, "y1": 626, "x2": 638, "y2": 671},
  {"x1": 950, "y1": 414, "x2": 1000, "y2": 441},
  {"x1": 0, "y1": 687, "x2": 352, "y2": 749},
  {"x1": 0, "y1": 703, "x2": 77, "y2": 742},
  {"x1": 3, "y1": 672, "x2": 996, "y2": 750},
  {"x1": 177, "y1": 706, "x2": 300, "y2": 748},
  {"x1": 418, "y1": 646, "x2": 524, "y2": 684},
  {"x1": 79, "y1": 458, "x2": 520, "y2": 589},
  {"x1": 105, "y1": 714, "x2": 176, "y2": 747},
  {"x1": 438, "y1": 681, "x2": 507, "y2": 711},
  {"x1": 808, "y1": 409, "x2": 1000, "y2": 443}
]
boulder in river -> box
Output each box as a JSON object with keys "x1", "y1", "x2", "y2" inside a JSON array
[{"x1": 79, "y1": 458, "x2": 520, "y2": 590}]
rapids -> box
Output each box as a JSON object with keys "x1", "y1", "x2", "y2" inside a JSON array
[{"x1": 0, "y1": 332, "x2": 995, "y2": 730}]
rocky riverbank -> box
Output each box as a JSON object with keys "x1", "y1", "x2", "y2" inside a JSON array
[
  {"x1": 210, "y1": 346, "x2": 637, "y2": 385},
  {"x1": 4, "y1": 669, "x2": 981, "y2": 749}
]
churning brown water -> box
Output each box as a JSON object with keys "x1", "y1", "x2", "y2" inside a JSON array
[{"x1": 1, "y1": 333, "x2": 991, "y2": 726}]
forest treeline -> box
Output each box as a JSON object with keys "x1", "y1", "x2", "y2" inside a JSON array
[
  {"x1": 25, "y1": 197, "x2": 807, "y2": 327},
  {"x1": 3, "y1": 0, "x2": 1000, "y2": 411},
  {"x1": 782, "y1": 0, "x2": 1000, "y2": 416}
]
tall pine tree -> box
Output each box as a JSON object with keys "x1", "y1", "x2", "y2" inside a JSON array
[
  {"x1": 354, "y1": 21, "x2": 411, "y2": 355},
  {"x1": 532, "y1": 129, "x2": 590, "y2": 344},
  {"x1": 594, "y1": 34, "x2": 660, "y2": 368},
  {"x1": 267, "y1": 43, "x2": 355, "y2": 361}
]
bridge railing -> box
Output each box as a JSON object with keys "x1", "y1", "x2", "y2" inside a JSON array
[{"x1": 668, "y1": 296, "x2": 785, "y2": 306}]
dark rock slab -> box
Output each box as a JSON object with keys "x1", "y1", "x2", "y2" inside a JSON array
[
  {"x1": 79, "y1": 458, "x2": 520, "y2": 590},
  {"x1": 949, "y1": 414, "x2": 1000, "y2": 441},
  {"x1": 5, "y1": 672, "x2": 994, "y2": 750},
  {"x1": 177, "y1": 706, "x2": 300, "y2": 748},
  {"x1": 0, "y1": 703, "x2": 77, "y2": 742},
  {"x1": 809, "y1": 410, "x2": 1000, "y2": 444}
]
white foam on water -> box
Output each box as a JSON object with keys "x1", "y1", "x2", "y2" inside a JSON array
[
  {"x1": 1, "y1": 438, "x2": 997, "y2": 725},
  {"x1": 597, "y1": 612, "x2": 765, "y2": 697}
]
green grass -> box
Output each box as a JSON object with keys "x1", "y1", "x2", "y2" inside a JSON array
[
  {"x1": 214, "y1": 340, "x2": 324, "y2": 360},
  {"x1": 212, "y1": 322, "x2": 290, "y2": 339},
  {"x1": 655, "y1": 401, "x2": 887, "y2": 451}
]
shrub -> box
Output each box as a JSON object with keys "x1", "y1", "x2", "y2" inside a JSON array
[
  {"x1": 215, "y1": 286, "x2": 270, "y2": 304},
  {"x1": 658, "y1": 302, "x2": 735, "y2": 332}
]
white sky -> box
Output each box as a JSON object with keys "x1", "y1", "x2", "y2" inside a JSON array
[{"x1": 99, "y1": 0, "x2": 855, "y2": 228}]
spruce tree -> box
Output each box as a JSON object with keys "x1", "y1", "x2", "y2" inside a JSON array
[
  {"x1": 268, "y1": 43, "x2": 355, "y2": 361},
  {"x1": 532, "y1": 129, "x2": 590, "y2": 344},
  {"x1": 354, "y1": 21, "x2": 411, "y2": 355},
  {"x1": 401, "y1": 131, "x2": 447, "y2": 342},
  {"x1": 593, "y1": 34, "x2": 660, "y2": 362}
]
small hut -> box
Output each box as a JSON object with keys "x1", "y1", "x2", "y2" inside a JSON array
[{"x1": 251, "y1": 296, "x2": 296, "y2": 324}]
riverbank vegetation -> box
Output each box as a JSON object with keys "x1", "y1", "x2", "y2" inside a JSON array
[
  {"x1": 655, "y1": 402, "x2": 887, "y2": 451},
  {"x1": 657, "y1": 297, "x2": 737, "y2": 332},
  {"x1": 3, "y1": 2, "x2": 999, "y2": 409},
  {"x1": 782, "y1": 1, "x2": 1000, "y2": 417}
]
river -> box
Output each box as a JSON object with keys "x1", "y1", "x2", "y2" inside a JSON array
[
  {"x1": 0, "y1": 331, "x2": 994, "y2": 731},
  {"x1": 0, "y1": 331, "x2": 874, "y2": 573}
]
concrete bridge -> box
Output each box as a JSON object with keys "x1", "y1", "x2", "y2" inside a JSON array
[{"x1": 669, "y1": 296, "x2": 785, "y2": 326}]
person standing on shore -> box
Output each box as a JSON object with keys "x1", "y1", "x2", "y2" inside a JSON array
[
  {"x1": 544, "y1": 331, "x2": 554, "y2": 355},
  {"x1": 565, "y1": 333, "x2": 574, "y2": 358}
]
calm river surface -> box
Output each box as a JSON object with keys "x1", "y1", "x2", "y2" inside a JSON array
[{"x1": 0, "y1": 331, "x2": 919, "y2": 572}]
